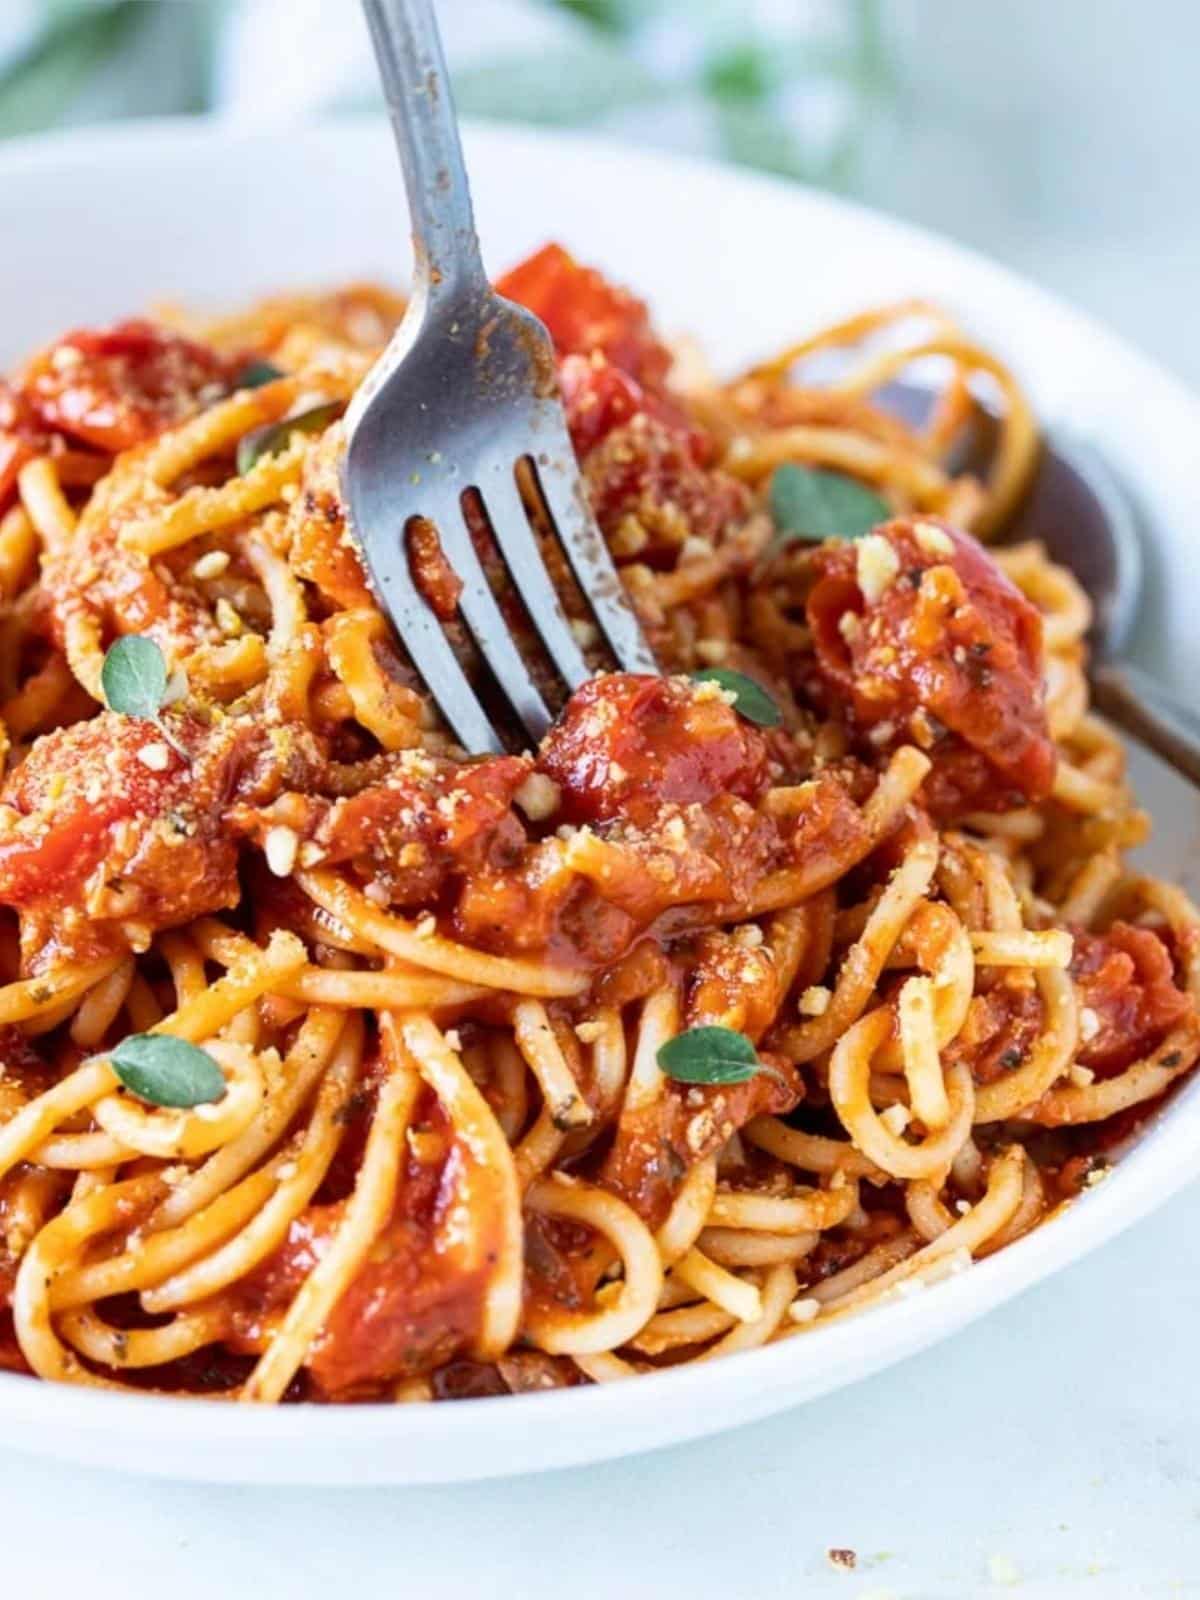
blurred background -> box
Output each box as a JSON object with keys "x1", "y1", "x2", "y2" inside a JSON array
[{"x1": 2, "y1": 0, "x2": 1197, "y2": 382}]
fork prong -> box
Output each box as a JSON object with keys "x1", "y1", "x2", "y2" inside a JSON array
[
  {"x1": 425, "y1": 493, "x2": 554, "y2": 742},
  {"x1": 530, "y1": 447, "x2": 659, "y2": 676},
  {"x1": 346, "y1": 501, "x2": 503, "y2": 755},
  {"x1": 474, "y1": 466, "x2": 591, "y2": 690}
]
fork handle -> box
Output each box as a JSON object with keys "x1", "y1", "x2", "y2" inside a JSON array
[
  {"x1": 361, "y1": 0, "x2": 488, "y2": 304},
  {"x1": 1092, "y1": 660, "x2": 1200, "y2": 788}
]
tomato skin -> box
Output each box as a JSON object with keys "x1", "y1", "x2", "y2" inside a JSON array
[
  {"x1": 18, "y1": 320, "x2": 231, "y2": 454},
  {"x1": 537, "y1": 672, "x2": 769, "y2": 827},
  {"x1": 1070, "y1": 922, "x2": 1193, "y2": 1077},
  {"x1": 497, "y1": 242, "x2": 671, "y2": 393},
  {"x1": 806, "y1": 519, "x2": 1055, "y2": 818}
]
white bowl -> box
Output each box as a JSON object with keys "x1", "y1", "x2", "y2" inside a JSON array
[{"x1": 2, "y1": 116, "x2": 1199, "y2": 1486}]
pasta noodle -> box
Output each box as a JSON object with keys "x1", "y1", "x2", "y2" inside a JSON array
[{"x1": 0, "y1": 245, "x2": 1193, "y2": 1405}]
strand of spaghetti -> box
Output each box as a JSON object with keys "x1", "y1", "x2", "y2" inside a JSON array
[
  {"x1": 970, "y1": 929, "x2": 1073, "y2": 968},
  {"x1": 297, "y1": 869, "x2": 587, "y2": 996},
  {"x1": 671, "y1": 1249, "x2": 762, "y2": 1323},
  {"x1": 742, "y1": 1117, "x2": 886, "y2": 1182},
  {"x1": 148, "y1": 1006, "x2": 346, "y2": 1230},
  {"x1": 524, "y1": 1176, "x2": 663, "y2": 1355},
  {"x1": 698, "y1": 1227, "x2": 818, "y2": 1268},
  {"x1": 655, "y1": 1155, "x2": 717, "y2": 1268},
  {"x1": 726, "y1": 423, "x2": 952, "y2": 508},
  {"x1": 50, "y1": 1165, "x2": 280, "y2": 1313},
  {"x1": 708, "y1": 1182, "x2": 859, "y2": 1233},
  {"x1": 813, "y1": 1147, "x2": 1026, "y2": 1322},
  {"x1": 397, "y1": 1015, "x2": 525, "y2": 1355},
  {"x1": 0, "y1": 1059, "x2": 117, "y2": 1187},
  {"x1": 630, "y1": 1300, "x2": 736, "y2": 1356},
  {"x1": 695, "y1": 1263, "x2": 796, "y2": 1360},
  {"x1": 16, "y1": 457, "x2": 76, "y2": 555},
  {"x1": 139, "y1": 375, "x2": 307, "y2": 486},
  {"x1": 121, "y1": 436, "x2": 307, "y2": 555},
  {"x1": 243, "y1": 526, "x2": 307, "y2": 660},
  {"x1": 188, "y1": 917, "x2": 488, "y2": 1009},
  {"x1": 513, "y1": 1100, "x2": 567, "y2": 1191},
  {"x1": 572, "y1": 1352, "x2": 639, "y2": 1383},
  {"x1": 805, "y1": 1230, "x2": 921, "y2": 1306},
  {"x1": 739, "y1": 299, "x2": 951, "y2": 385},
  {"x1": 142, "y1": 1020, "x2": 363, "y2": 1312},
  {"x1": 972, "y1": 967, "x2": 1078, "y2": 1121},
  {"x1": 773, "y1": 835, "x2": 939, "y2": 1062},
  {"x1": 58, "y1": 1303, "x2": 230, "y2": 1370},
  {"x1": 0, "y1": 503, "x2": 37, "y2": 598},
  {"x1": 325, "y1": 609, "x2": 425, "y2": 750},
  {"x1": 29, "y1": 1130, "x2": 133, "y2": 1170},
  {"x1": 68, "y1": 956, "x2": 135, "y2": 1048},
  {"x1": 0, "y1": 954, "x2": 123, "y2": 1029},
  {"x1": 905, "y1": 1180, "x2": 954, "y2": 1242},
  {"x1": 897, "y1": 976, "x2": 950, "y2": 1130},
  {"x1": 1033, "y1": 1018, "x2": 1200, "y2": 1126},
  {"x1": 241, "y1": 1054, "x2": 421, "y2": 1403},
  {"x1": 830, "y1": 1010, "x2": 975, "y2": 1181},
  {"x1": 12, "y1": 1172, "x2": 167, "y2": 1385},
  {"x1": 513, "y1": 1000, "x2": 592, "y2": 1131}
]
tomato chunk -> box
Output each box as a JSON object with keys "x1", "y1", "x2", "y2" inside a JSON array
[
  {"x1": 537, "y1": 673, "x2": 769, "y2": 827},
  {"x1": 805, "y1": 519, "x2": 1055, "y2": 818},
  {"x1": 497, "y1": 242, "x2": 671, "y2": 392},
  {"x1": 18, "y1": 320, "x2": 230, "y2": 454},
  {"x1": 1071, "y1": 922, "x2": 1193, "y2": 1077}
]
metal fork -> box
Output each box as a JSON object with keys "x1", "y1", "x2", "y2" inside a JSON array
[{"x1": 344, "y1": 0, "x2": 657, "y2": 754}]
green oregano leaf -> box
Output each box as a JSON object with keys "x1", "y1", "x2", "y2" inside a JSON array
[
  {"x1": 234, "y1": 359, "x2": 285, "y2": 390},
  {"x1": 100, "y1": 635, "x2": 189, "y2": 762},
  {"x1": 657, "y1": 1025, "x2": 761, "y2": 1086},
  {"x1": 769, "y1": 462, "x2": 890, "y2": 547},
  {"x1": 236, "y1": 401, "x2": 341, "y2": 476},
  {"x1": 691, "y1": 667, "x2": 782, "y2": 728},
  {"x1": 110, "y1": 1034, "x2": 226, "y2": 1109}
]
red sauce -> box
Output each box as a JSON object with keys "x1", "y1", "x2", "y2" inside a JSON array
[
  {"x1": 1070, "y1": 922, "x2": 1193, "y2": 1077},
  {"x1": 233, "y1": 1094, "x2": 492, "y2": 1397},
  {"x1": 496, "y1": 242, "x2": 672, "y2": 394},
  {"x1": 538, "y1": 673, "x2": 768, "y2": 826},
  {"x1": 16, "y1": 321, "x2": 230, "y2": 454},
  {"x1": 806, "y1": 519, "x2": 1055, "y2": 818}
]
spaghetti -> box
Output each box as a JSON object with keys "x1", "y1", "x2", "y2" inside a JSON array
[{"x1": 0, "y1": 244, "x2": 1194, "y2": 1404}]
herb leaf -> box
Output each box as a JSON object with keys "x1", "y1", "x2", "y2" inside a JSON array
[
  {"x1": 769, "y1": 463, "x2": 890, "y2": 546},
  {"x1": 236, "y1": 401, "x2": 341, "y2": 476},
  {"x1": 110, "y1": 1034, "x2": 226, "y2": 1109},
  {"x1": 658, "y1": 1025, "x2": 761, "y2": 1086},
  {"x1": 100, "y1": 635, "x2": 190, "y2": 762},
  {"x1": 691, "y1": 667, "x2": 781, "y2": 728},
  {"x1": 101, "y1": 634, "x2": 167, "y2": 721},
  {"x1": 234, "y1": 359, "x2": 285, "y2": 390}
]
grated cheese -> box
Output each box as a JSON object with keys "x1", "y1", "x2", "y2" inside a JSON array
[
  {"x1": 914, "y1": 521, "x2": 955, "y2": 557},
  {"x1": 264, "y1": 825, "x2": 299, "y2": 878},
  {"x1": 514, "y1": 772, "x2": 561, "y2": 823},
  {"x1": 855, "y1": 533, "x2": 901, "y2": 603},
  {"x1": 799, "y1": 985, "x2": 831, "y2": 1017},
  {"x1": 136, "y1": 742, "x2": 171, "y2": 772}
]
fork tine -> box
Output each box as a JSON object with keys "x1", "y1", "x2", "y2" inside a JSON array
[
  {"x1": 474, "y1": 464, "x2": 591, "y2": 690},
  {"x1": 530, "y1": 447, "x2": 659, "y2": 676},
  {"x1": 347, "y1": 503, "x2": 503, "y2": 756},
  {"x1": 426, "y1": 494, "x2": 554, "y2": 742}
]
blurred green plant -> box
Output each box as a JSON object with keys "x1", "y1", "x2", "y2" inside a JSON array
[{"x1": 0, "y1": 0, "x2": 896, "y2": 192}]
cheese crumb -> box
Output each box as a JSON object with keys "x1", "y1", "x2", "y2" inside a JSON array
[
  {"x1": 136, "y1": 742, "x2": 171, "y2": 772},
  {"x1": 264, "y1": 825, "x2": 299, "y2": 877},
  {"x1": 363, "y1": 880, "x2": 390, "y2": 906},
  {"x1": 192, "y1": 549, "x2": 231, "y2": 581},
  {"x1": 414, "y1": 913, "x2": 437, "y2": 939},
  {"x1": 694, "y1": 637, "x2": 729, "y2": 665},
  {"x1": 215, "y1": 597, "x2": 244, "y2": 637},
  {"x1": 837, "y1": 611, "x2": 862, "y2": 645},
  {"x1": 514, "y1": 772, "x2": 561, "y2": 822},
  {"x1": 1068, "y1": 1064, "x2": 1096, "y2": 1088},
  {"x1": 1079, "y1": 1006, "x2": 1101, "y2": 1042},
  {"x1": 879, "y1": 1103, "x2": 911, "y2": 1138},
  {"x1": 297, "y1": 841, "x2": 326, "y2": 867},
  {"x1": 914, "y1": 521, "x2": 955, "y2": 557},
  {"x1": 443, "y1": 1029, "x2": 462, "y2": 1052},
  {"x1": 575, "y1": 1020, "x2": 605, "y2": 1044},
  {"x1": 789, "y1": 1297, "x2": 820, "y2": 1324},
  {"x1": 855, "y1": 533, "x2": 900, "y2": 604},
  {"x1": 799, "y1": 985, "x2": 831, "y2": 1017},
  {"x1": 570, "y1": 617, "x2": 599, "y2": 649}
]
